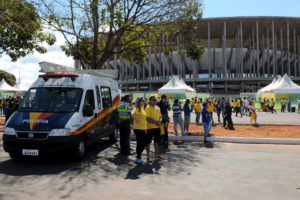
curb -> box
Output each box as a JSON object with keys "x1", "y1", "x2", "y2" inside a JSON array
[
  {"x1": 130, "y1": 135, "x2": 300, "y2": 145},
  {"x1": 168, "y1": 136, "x2": 300, "y2": 145}
]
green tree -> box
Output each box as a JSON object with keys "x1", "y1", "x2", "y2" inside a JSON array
[
  {"x1": 37, "y1": 0, "x2": 203, "y2": 69},
  {"x1": 0, "y1": 70, "x2": 17, "y2": 86},
  {"x1": 0, "y1": 0, "x2": 56, "y2": 61}
]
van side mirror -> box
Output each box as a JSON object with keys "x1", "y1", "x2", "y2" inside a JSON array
[{"x1": 83, "y1": 104, "x2": 94, "y2": 117}]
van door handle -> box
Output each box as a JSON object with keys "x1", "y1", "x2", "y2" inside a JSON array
[{"x1": 94, "y1": 113, "x2": 97, "y2": 118}]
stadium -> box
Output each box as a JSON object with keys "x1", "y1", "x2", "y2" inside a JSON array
[{"x1": 96, "y1": 17, "x2": 300, "y2": 94}]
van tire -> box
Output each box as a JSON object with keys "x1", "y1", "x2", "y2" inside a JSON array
[
  {"x1": 73, "y1": 137, "x2": 86, "y2": 160},
  {"x1": 109, "y1": 127, "x2": 118, "y2": 142},
  {"x1": 9, "y1": 152, "x2": 20, "y2": 160}
]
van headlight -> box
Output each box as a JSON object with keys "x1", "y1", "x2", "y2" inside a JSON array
[
  {"x1": 4, "y1": 127, "x2": 16, "y2": 135},
  {"x1": 49, "y1": 128, "x2": 71, "y2": 136}
]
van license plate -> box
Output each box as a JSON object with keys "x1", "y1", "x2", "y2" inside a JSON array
[{"x1": 22, "y1": 149, "x2": 39, "y2": 156}]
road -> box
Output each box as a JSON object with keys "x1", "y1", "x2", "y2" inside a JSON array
[{"x1": 0, "y1": 138, "x2": 300, "y2": 200}]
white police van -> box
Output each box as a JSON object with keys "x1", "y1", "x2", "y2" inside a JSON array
[{"x1": 3, "y1": 62, "x2": 121, "y2": 160}]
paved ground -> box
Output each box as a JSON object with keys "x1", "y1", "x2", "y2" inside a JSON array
[
  {"x1": 169, "y1": 110, "x2": 300, "y2": 125},
  {"x1": 0, "y1": 138, "x2": 300, "y2": 200}
]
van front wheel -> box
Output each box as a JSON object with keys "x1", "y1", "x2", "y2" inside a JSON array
[
  {"x1": 74, "y1": 137, "x2": 86, "y2": 160},
  {"x1": 9, "y1": 152, "x2": 20, "y2": 160}
]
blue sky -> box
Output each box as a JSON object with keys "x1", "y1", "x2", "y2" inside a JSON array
[
  {"x1": 203, "y1": 0, "x2": 300, "y2": 18},
  {"x1": 1, "y1": 0, "x2": 300, "y2": 88}
]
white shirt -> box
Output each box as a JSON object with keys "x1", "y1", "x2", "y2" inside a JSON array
[{"x1": 244, "y1": 99, "x2": 249, "y2": 107}]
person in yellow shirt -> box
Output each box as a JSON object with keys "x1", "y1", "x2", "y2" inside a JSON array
[
  {"x1": 280, "y1": 98, "x2": 285, "y2": 112},
  {"x1": 207, "y1": 101, "x2": 215, "y2": 124},
  {"x1": 199, "y1": 98, "x2": 203, "y2": 104},
  {"x1": 194, "y1": 100, "x2": 202, "y2": 124},
  {"x1": 235, "y1": 98, "x2": 242, "y2": 117},
  {"x1": 212, "y1": 97, "x2": 217, "y2": 108},
  {"x1": 131, "y1": 97, "x2": 148, "y2": 165},
  {"x1": 145, "y1": 96, "x2": 162, "y2": 161},
  {"x1": 248, "y1": 101, "x2": 258, "y2": 126},
  {"x1": 191, "y1": 98, "x2": 196, "y2": 107},
  {"x1": 270, "y1": 98, "x2": 276, "y2": 113},
  {"x1": 0, "y1": 98, "x2": 3, "y2": 115}
]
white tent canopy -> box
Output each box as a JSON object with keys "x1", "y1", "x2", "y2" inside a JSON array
[
  {"x1": 14, "y1": 81, "x2": 29, "y2": 91},
  {"x1": 0, "y1": 79, "x2": 17, "y2": 91},
  {"x1": 257, "y1": 78, "x2": 277, "y2": 94},
  {"x1": 258, "y1": 74, "x2": 300, "y2": 94},
  {"x1": 158, "y1": 76, "x2": 196, "y2": 94}
]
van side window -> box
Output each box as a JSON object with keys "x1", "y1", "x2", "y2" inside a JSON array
[
  {"x1": 95, "y1": 86, "x2": 101, "y2": 109},
  {"x1": 84, "y1": 90, "x2": 95, "y2": 110},
  {"x1": 101, "y1": 87, "x2": 112, "y2": 108}
]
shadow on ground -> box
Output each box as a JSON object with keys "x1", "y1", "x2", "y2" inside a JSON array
[
  {"x1": 0, "y1": 139, "x2": 118, "y2": 176},
  {"x1": 123, "y1": 140, "x2": 217, "y2": 180},
  {"x1": 0, "y1": 138, "x2": 218, "y2": 198}
]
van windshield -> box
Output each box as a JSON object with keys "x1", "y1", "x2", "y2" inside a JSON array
[{"x1": 19, "y1": 87, "x2": 83, "y2": 113}]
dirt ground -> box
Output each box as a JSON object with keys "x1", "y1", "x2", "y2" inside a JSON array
[
  {"x1": 1, "y1": 118, "x2": 300, "y2": 139},
  {"x1": 168, "y1": 122, "x2": 300, "y2": 139}
]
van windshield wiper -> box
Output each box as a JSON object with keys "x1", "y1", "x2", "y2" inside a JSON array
[{"x1": 18, "y1": 107, "x2": 32, "y2": 111}]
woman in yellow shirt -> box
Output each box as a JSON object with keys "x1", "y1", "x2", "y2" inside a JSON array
[
  {"x1": 249, "y1": 101, "x2": 257, "y2": 125},
  {"x1": 131, "y1": 97, "x2": 148, "y2": 165},
  {"x1": 194, "y1": 100, "x2": 202, "y2": 124},
  {"x1": 0, "y1": 99, "x2": 3, "y2": 115},
  {"x1": 207, "y1": 101, "x2": 215, "y2": 124}
]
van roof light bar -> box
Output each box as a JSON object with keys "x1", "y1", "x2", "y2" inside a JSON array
[
  {"x1": 39, "y1": 61, "x2": 118, "y2": 79},
  {"x1": 38, "y1": 74, "x2": 79, "y2": 81}
]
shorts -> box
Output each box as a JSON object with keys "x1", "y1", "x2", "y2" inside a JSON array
[
  {"x1": 251, "y1": 112, "x2": 256, "y2": 120},
  {"x1": 184, "y1": 115, "x2": 191, "y2": 127},
  {"x1": 147, "y1": 128, "x2": 161, "y2": 144}
]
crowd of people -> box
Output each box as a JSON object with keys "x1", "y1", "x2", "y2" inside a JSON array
[
  {"x1": 171, "y1": 96, "x2": 259, "y2": 133},
  {"x1": 0, "y1": 96, "x2": 23, "y2": 123},
  {"x1": 117, "y1": 94, "x2": 300, "y2": 165},
  {"x1": 117, "y1": 95, "x2": 261, "y2": 165},
  {"x1": 117, "y1": 95, "x2": 170, "y2": 165}
]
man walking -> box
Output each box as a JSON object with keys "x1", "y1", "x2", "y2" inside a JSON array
[
  {"x1": 223, "y1": 101, "x2": 234, "y2": 130},
  {"x1": 117, "y1": 95, "x2": 132, "y2": 155},
  {"x1": 243, "y1": 97, "x2": 249, "y2": 116},
  {"x1": 220, "y1": 97, "x2": 226, "y2": 122},
  {"x1": 158, "y1": 95, "x2": 170, "y2": 148},
  {"x1": 202, "y1": 103, "x2": 211, "y2": 144},
  {"x1": 172, "y1": 99, "x2": 185, "y2": 136}
]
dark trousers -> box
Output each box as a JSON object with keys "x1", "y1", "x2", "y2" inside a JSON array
[
  {"x1": 270, "y1": 106, "x2": 276, "y2": 113},
  {"x1": 216, "y1": 110, "x2": 221, "y2": 122},
  {"x1": 134, "y1": 129, "x2": 147, "y2": 159},
  {"x1": 119, "y1": 120, "x2": 131, "y2": 154},
  {"x1": 281, "y1": 105, "x2": 285, "y2": 112},
  {"x1": 235, "y1": 107, "x2": 242, "y2": 117},
  {"x1": 223, "y1": 115, "x2": 234, "y2": 128}
]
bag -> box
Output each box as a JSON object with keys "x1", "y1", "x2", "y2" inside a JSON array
[{"x1": 160, "y1": 123, "x2": 165, "y2": 135}]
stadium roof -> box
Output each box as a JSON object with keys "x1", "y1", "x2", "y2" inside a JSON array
[{"x1": 198, "y1": 16, "x2": 300, "y2": 39}]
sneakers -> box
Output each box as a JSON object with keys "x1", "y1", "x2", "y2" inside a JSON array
[
  {"x1": 135, "y1": 158, "x2": 147, "y2": 165},
  {"x1": 155, "y1": 155, "x2": 164, "y2": 160}
]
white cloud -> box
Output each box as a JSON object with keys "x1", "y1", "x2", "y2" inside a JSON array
[{"x1": 0, "y1": 31, "x2": 74, "y2": 88}]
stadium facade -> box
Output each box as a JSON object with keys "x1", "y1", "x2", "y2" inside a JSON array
[{"x1": 80, "y1": 17, "x2": 300, "y2": 94}]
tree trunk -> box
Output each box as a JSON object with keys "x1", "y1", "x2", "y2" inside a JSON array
[{"x1": 91, "y1": 0, "x2": 99, "y2": 69}]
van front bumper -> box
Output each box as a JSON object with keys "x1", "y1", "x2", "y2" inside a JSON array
[{"x1": 2, "y1": 134, "x2": 81, "y2": 156}]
